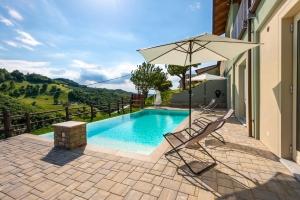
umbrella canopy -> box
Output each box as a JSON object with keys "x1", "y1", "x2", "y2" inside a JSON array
[
  {"x1": 137, "y1": 33, "x2": 260, "y2": 132},
  {"x1": 138, "y1": 33, "x2": 259, "y2": 66},
  {"x1": 190, "y1": 73, "x2": 226, "y2": 82}
]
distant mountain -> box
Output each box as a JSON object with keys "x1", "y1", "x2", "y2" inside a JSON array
[{"x1": 0, "y1": 68, "x2": 132, "y2": 112}]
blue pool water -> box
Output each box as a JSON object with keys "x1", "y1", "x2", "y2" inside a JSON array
[{"x1": 41, "y1": 109, "x2": 188, "y2": 155}]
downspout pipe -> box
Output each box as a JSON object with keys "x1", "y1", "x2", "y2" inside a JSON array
[{"x1": 247, "y1": 0, "x2": 253, "y2": 137}]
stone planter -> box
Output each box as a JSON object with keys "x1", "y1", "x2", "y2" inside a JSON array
[{"x1": 53, "y1": 121, "x2": 87, "y2": 150}]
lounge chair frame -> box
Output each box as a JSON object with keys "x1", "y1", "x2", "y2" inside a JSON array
[{"x1": 163, "y1": 121, "x2": 221, "y2": 175}]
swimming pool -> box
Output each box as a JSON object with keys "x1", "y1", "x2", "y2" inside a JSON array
[{"x1": 41, "y1": 109, "x2": 188, "y2": 155}]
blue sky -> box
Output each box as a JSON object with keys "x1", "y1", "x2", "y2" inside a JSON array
[{"x1": 0, "y1": 0, "x2": 212, "y2": 92}]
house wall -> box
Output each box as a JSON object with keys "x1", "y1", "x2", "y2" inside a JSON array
[
  {"x1": 222, "y1": 0, "x2": 299, "y2": 157},
  {"x1": 258, "y1": 0, "x2": 299, "y2": 158}
]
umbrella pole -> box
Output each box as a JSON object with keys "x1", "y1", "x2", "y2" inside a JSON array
[{"x1": 188, "y1": 41, "x2": 192, "y2": 134}]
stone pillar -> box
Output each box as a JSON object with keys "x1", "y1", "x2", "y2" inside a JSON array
[{"x1": 53, "y1": 121, "x2": 87, "y2": 150}]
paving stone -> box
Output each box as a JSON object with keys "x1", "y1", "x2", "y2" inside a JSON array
[
  {"x1": 57, "y1": 191, "x2": 75, "y2": 200},
  {"x1": 106, "y1": 193, "x2": 123, "y2": 200},
  {"x1": 110, "y1": 183, "x2": 130, "y2": 196},
  {"x1": 81, "y1": 187, "x2": 98, "y2": 199},
  {"x1": 161, "y1": 178, "x2": 181, "y2": 191},
  {"x1": 95, "y1": 178, "x2": 116, "y2": 191},
  {"x1": 140, "y1": 173, "x2": 155, "y2": 182},
  {"x1": 112, "y1": 171, "x2": 129, "y2": 182},
  {"x1": 124, "y1": 190, "x2": 143, "y2": 200},
  {"x1": 133, "y1": 181, "x2": 154, "y2": 193},
  {"x1": 179, "y1": 183, "x2": 195, "y2": 195},
  {"x1": 151, "y1": 185, "x2": 163, "y2": 197},
  {"x1": 90, "y1": 189, "x2": 110, "y2": 200},
  {"x1": 141, "y1": 193, "x2": 158, "y2": 200},
  {"x1": 128, "y1": 171, "x2": 143, "y2": 180},
  {"x1": 158, "y1": 188, "x2": 177, "y2": 200},
  {"x1": 76, "y1": 181, "x2": 94, "y2": 193}
]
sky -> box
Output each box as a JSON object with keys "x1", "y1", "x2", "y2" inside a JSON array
[{"x1": 0, "y1": 0, "x2": 212, "y2": 92}]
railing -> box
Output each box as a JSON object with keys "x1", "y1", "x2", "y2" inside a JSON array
[
  {"x1": 0, "y1": 95, "x2": 145, "y2": 139},
  {"x1": 249, "y1": 0, "x2": 261, "y2": 13},
  {"x1": 231, "y1": 0, "x2": 249, "y2": 39},
  {"x1": 231, "y1": 0, "x2": 261, "y2": 39}
]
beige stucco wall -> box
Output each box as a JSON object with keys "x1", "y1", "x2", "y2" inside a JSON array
[
  {"x1": 259, "y1": 0, "x2": 299, "y2": 158},
  {"x1": 222, "y1": 0, "x2": 299, "y2": 158}
]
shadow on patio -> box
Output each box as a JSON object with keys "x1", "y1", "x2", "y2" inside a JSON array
[{"x1": 41, "y1": 147, "x2": 86, "y2": 166}]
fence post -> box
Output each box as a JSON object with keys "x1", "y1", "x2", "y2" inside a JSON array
[
  {"x1": 108, "y1": 103, "x2": 111, "y2": 117},
  {"x1": 90, "y1": 105, "x2": 94, "y2": 121},
  {"x1": 121, "y1": 97, "x2": 124, "y2": 114},
  {"x1": 140, "y1": 98, "x2": 143, "y2": 109},
  {"x1": 3, "y1": 109, "x2": 12, "y2": 138},
  {"x1": 117, "y1": 101, "x2": 120, "y2": 114},
  {"x1": 65, "y1": 106, "x2": 70, "y2": 121},
  {"x1": 130, "y1": 97, "x2": 133, "y2": 113},
  {"x1": 25, "y1": 112, "x2": 31, "y2": 133}
]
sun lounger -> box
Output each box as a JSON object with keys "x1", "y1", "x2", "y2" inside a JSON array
[
  {"x1": 199, "y1": 99, "x2": 217, "y2": 113},
  {"x1": 163, "y1": 120, "x2": 224, "y2": 174},
  {"x1": 193, "y1": 109, "x2": 234, "y2": 143}
]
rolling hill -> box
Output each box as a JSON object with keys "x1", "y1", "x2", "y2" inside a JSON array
[{"x1": 0, "y1": 68, "x2": 132, "y2": 113}]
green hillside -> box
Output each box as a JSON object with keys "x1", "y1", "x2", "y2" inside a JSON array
[{"x1": 0, "y1": 68, "x2": 132, "y2": 113}]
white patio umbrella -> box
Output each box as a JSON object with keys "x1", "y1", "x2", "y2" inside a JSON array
[
  {"x1": 137, "y1": 33, "x2": 259, "y2": 132},
  {"x1": 190, "y1": 73, "x2": 226, "y2": 82}
]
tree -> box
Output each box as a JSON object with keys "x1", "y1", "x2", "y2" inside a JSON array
[
  {"x1": 40, "y1": 83, "x2": 48, "y2": 94},
  {"x1": 9, "y1": 81, "x2": 15, "y2": 90},
  {"x1": 0, "y1": 69, "x2": 12, "y2": 83},
  {"x1": 165, "y1": 64, "x2": 198, "y2": 90},
  {"x1": 11, "y1": 70, "x2": 25, "y2": 82},
  {"x1": 0, "y1": 83, "x2": 8, "y2": 91},
  {"x1": 157, "y1": 80, "x2": 172, "y2": 92},
  {"x1": 130, "y1": 62, "x2": 169, "y2": 97},
  {"x1": 53, "y1": 88, "x2": 61, "y2": 105}
]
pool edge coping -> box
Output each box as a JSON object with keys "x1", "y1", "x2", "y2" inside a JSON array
[{"x1": 25, "y1": 107, "x2": 192, "y2": 163}]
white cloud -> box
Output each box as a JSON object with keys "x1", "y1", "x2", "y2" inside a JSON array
[
  {"x1": 6, "y1": 7, "x2": 23, "y2": 21},
  {"x1": 0, "y1": 59, "x2": 50, "y2": 74},
  {"x1": 71, "y1": 59, "x2": 136, "y2": 79},
  {"x1": 4, "y1": 40, "x2": 18, "y2": 47},
  {"x1": 71, "y1": 59, "x2": 98, "y2": 70},
  {"x1": 189, "y1": 2, "x2": 201, "y2": 11},
  {"x1": 91, "y1": 79, "x2": 136, "y2": 93},
  {"x1": 0, "y1": 15, "x2": 13, "y2": 26},
  {"x1": 21, "y1": 45, "x2": 34, "y2": 51},
  {"x1": 16, "y1": 30, "x2": 42, "y2": 47}
]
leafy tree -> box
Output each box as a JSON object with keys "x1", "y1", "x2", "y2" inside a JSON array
[
  {"x1": 157, "y1": 80, "x2": 172, "y2": 92},
  {"x1": 9, "y1": 81, "x2": 15, "y2": 90},
  {"x1": 165, "y1": 64, "x2": 198, "y2": 90},
  {"x1": 11, "y1": 70, "x2": 25, "y2": 82},
  {"x1": 53, "y1": 88, "x2": 61, "y2": 105},
  {"x1": 10, "y1": 89, "x2": 21, "y2": 98},
  {"x1": 131, "y1": 62, "x2": 169, "y2": 97},
  {"x1": 0, "y1": 83, "x2": 8, "y2": 91},
  {"x1": 40, "y1": 83, "x2": 48, "y2": 94},
  {"x1": 25, "y1": 73, "x2": 52, "y2": 83},
  {"x1": 19, "y1": 86, "x2": 25, "y2": 95},
  {"x1": 0, "y1": 68, "x2": 12, "y2": 83}
]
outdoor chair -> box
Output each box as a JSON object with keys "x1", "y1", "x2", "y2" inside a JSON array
[
  {"x1": 163, "y1": 120, "x2": 224, "y2": 175},
  {"x1": 193, "y1": 109, "x2": 234, "y2": 144},
  {"x1": 199, "y1": 98, "x2": 217, "y2": 113}
]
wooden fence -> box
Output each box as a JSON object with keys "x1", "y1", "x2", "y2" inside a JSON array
[{"x1": 0, "y1": 96, "x2": 145, "y2": 139}]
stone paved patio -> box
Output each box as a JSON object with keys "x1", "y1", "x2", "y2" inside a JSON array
[{"x1": 0, "y1": 110, "x2": 300, "y2": 200}]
